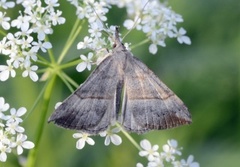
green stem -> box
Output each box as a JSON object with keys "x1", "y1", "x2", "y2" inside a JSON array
[
  {"x1": 57, "y1": 19, "x2": 85, "y2": 64},
  {"x1": 59, "y1": 59, "x2": 81, "y2": 70},
  {"x1": 131, "y1": 38, "x2": 150, "y2": 50},
  {"x1": 57, "y1": 71, "x2": 75, "y2": 93},
  {"x1": 0, "y1": 29, "x2": 6, "y2": 36},
  {"x1": 60, "y1": 71, "x2": 79, "y2": 89},
  {"x1": 45, "y1": 36, "x2": 56, "y2": 64},
  {"x1": 116, "y1": 123, "x2": 142, "y2": 151},
  {"x1": 26, "y1": 75, "x2": 57, "y2": 167}
]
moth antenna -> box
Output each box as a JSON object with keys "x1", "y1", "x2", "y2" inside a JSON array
[
  {"x1": 87, "y1": 2, "x2": 110, "y2": 35},
  {"x1": 122, "y1": 0, "x2": 151, "y2": 40}
]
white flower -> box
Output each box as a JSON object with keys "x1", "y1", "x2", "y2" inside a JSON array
[
  {"x1": 19, "y1": 36, "x2": 34, "y2": 49},
  {"x1": 76, "y1": 53, "x2": 93, "y2": 72},
  {"x1": 76, "y1": 5, "x2": 91, "y2": 19},
  {"x1": 0, "y1": 60, "x2": 16, "y2": 81},
  {"x1": 33, "y1": 21, "x2": 52, "y2": 41},
  {"x1": 149, "y1": 43, "x2": 158, "y2": 54},
  {"x1": 73, "y1": 132, "x2": 95, "y2": 149},
  {"x1": 161, "y1": 139, "x2": 181, "y2": 162},
  {"x1": 45, "y1": 0, "x2": 60, "y2": 10},
  {"x1": 14, "y1": 22, "x2": 33, "y2": 37},
  {"x1": 22, "y1": 48, "x2": 38, "y2": 62},
  {"x1": 139, "y1": 139, "x2": 160, "y2": 161},
  {"x1": 11, "y1": 13, "x2": 31, "y2": 29},
  {"x1": 174, "y1": 27, "x2": 191, "y2": 45},
  {"x1": 136, "y1": 163, "x2": 144, "y2": 167},
  {"x1": 14, "y1": 134, "x2": 35, "y2": 155},
  {"x1": 123, "y1": 19, "x2": 135, "y2": 30},
  {"x1": 172, "y1": 160, "x2": 183, "y2": 167},
  {"x1": 0, "y1": 37, "x2": 11, "y2": 55},
  {"x1": 5, "y1": 121, "x2": 25, "y2": 134},
  {"x1": 0, "y1": 130, "x2": 11, "y2": 145},
  {"x1": 0, "y1": 12, "x2": 10, "y2": 30},
  {"x1": 32, "y1": 41, "x2": 52, "y2": 53},
  {"x1": 49, "y1": 10, "x2": 66, "y2": 25},
  {"x1": 88, "y1": 23, "x2": 102, "y2": 38},
  {"x1": 99, "y1": 127, "x2": 122, "y2": 146},
  {"x1": 0, "y1": 0, "x2": 15, "y2": 9},
  {"x1": 180, "y1": 155, "x2": 199, "y2": 167},
  {"x1": 54, "y1": 102, "x2": 62, "y2": 109},
  {"x1": 0, "y1": 143, "x2": 11, "y2": 162},
  {"x1": 77, "y1": 36, "x2": 93, "y2": 49},
  {"x1": 22, "y1": 64, "x2": 39, "y2": 82},
  {"x1": 0, "y1": 97, "x2": 9, "y2": 115},
  {"x1": 148, "y1": 156, "x2": 164, "y2": 167},
  {"x1": 4, "y1": 107, "x2": 27, "y2": 123}
]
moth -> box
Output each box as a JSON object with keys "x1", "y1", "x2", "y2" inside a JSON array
[{"x1": 48, "y1": 27, "x2": 192, "y2": 134}]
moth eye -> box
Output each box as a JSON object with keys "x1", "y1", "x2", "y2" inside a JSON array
[{"x1": 113, "y1": 43, "x2": 116, "y2": 48}]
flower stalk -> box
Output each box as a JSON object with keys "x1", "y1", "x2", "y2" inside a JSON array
[{"x1": 26, "y1": 75, "x2": 57, "y2": 167}]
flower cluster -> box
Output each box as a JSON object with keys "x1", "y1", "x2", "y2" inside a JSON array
[
  {"x1": 0, "y1": 97, "x2": 34, "y2": 162},
  {"x1": 72, "y1": 126, "x2": 199, "y2": 167},
  {"x1": 0, "y1": 0, "x2": 65, "y2": 82},
  {"x1": 73, "y1": 125, "x2": 122, "y2": 149},
  {"x1": 67, "y1": 0, "x2": 191, "y2": 72},
  {"x1": 137, "y1": 139, "x2": 199, "y2": 167},
  {"x1": 122, "y1": 0, "x2": 191, "y2": 54}
]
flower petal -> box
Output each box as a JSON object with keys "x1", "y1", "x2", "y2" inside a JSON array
[
  {"x1": 110, "y1": 134, "x2": 122, "y2": 145},
  {"x1": 76, "y1": 62, "x2": 87, "y2": 72}
]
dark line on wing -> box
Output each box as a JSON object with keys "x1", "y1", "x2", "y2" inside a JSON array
[
  {"x1": 128, "y1": 93, "x2": 175, "y2": 100},
  {"x1": 74, "y1": 92, "x2": 112, "y2": 100}
]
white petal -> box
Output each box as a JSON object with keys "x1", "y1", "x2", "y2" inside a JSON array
[
  {"x1": 43, "y1": 42, "x2": 52, "y2": 49},
  {"x1": 152, "y1": 145, "x2": 159, "y2": 151},
  {"x1": 163, "y1": 145, "x2": 170, "y2": 152},
  {"x1": 149, "y1": 44, "x2": 158, "y2": 54},
  {"x1": 73, "y1": 133, "x2": 82, "y2": 138},
  {"x1": 168, "y1": 139, "x2": 178, "y2": 148},
  {"x1": 86, "y1": 63, "x2": 91, "y2": 71},
  {"x1": 139, "y1": 150, "x2": 148, "y2": 157},
  {"x1": 104, "y1": 136, "x2": 110, "y2": 146},
  {"x1": 76, "y1": 62, "x2": 87, "y2": 72},
  {"x1": 110, "y1": 134, "x2": 122, "y2": 145},
  {"x1": 99, "y1": 131, "x2": 107, "y2": 137},
  {"x1": 136, "y1": 163, "x2": 144, "y2": 167},
  {"x1": 76, "y1": 139, "x2": 85, "y2": 149},
  {"x1": 80, "y1": 55, "x2": 87, "y2": 61},
  {"x1": 2, "y1": 22, "x2": 10, "y2": 30},
  {"x1": 16, "y1": 126, "x2": 25, "y2": 133},
  {"x1": 181, "y1": 36, "x2": 191, "y2": 45},
  {"x1": 22, "y1": 70, "x2": 28, "y2": 77},
  {"x1": 17, "y1": 107, "x2": 27, "y2": 116},
  {"x1": 123, "y1": 19, "x2": 134, "y2": 30},
  {"x1": 187, "y1": 155, "x2": 194, "y2": 163},
  {"x1": 0, "y1": 70, "x2": 9, "y2": 81},
  {"x1": 10, "y1": 70, "x2": 16, "y2": 77},
  {"x1": 29, "y1": 71, "x2": 39, "y2": 82},
  {"x1": 140, "y1": 139, "x2": 151, "y2": 150},
  {"x1": 179, "y1": 27, "x2": 186, "y2": 35},
  {"x1": 86, "y1": 138, "x2": 95, "y2": 145},
  {"x1": 17, "y1": 145, "x2": 23, "y2": 155},
  {"x1": 0, "y1": 152, "x2": 7, "y2": 162},
  {"x1": 37, "y1": 32, "x2": 45, "y2": 41},
  {"x1": 22, "y1": 141, "x2": 35, "y2": 149},
  {"x1": 54, "y1": 102, "x2": 62, "y2": 109}
]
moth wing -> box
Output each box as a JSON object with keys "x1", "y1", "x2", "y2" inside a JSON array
[
  {"x1": 49, "y1": 56, "x2": 120, "y2": 134},
  {"x1": 121, "y1": 55, "x2": 192, "y2": 133}
]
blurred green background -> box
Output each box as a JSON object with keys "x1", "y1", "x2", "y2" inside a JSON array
[{"x1": 0, "y1": 0, "x2": 239, "y2": 166}]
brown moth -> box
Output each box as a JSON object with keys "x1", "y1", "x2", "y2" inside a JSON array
[{"x1": 48, "y1": 27, "x2": 192, "y2": 134}]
